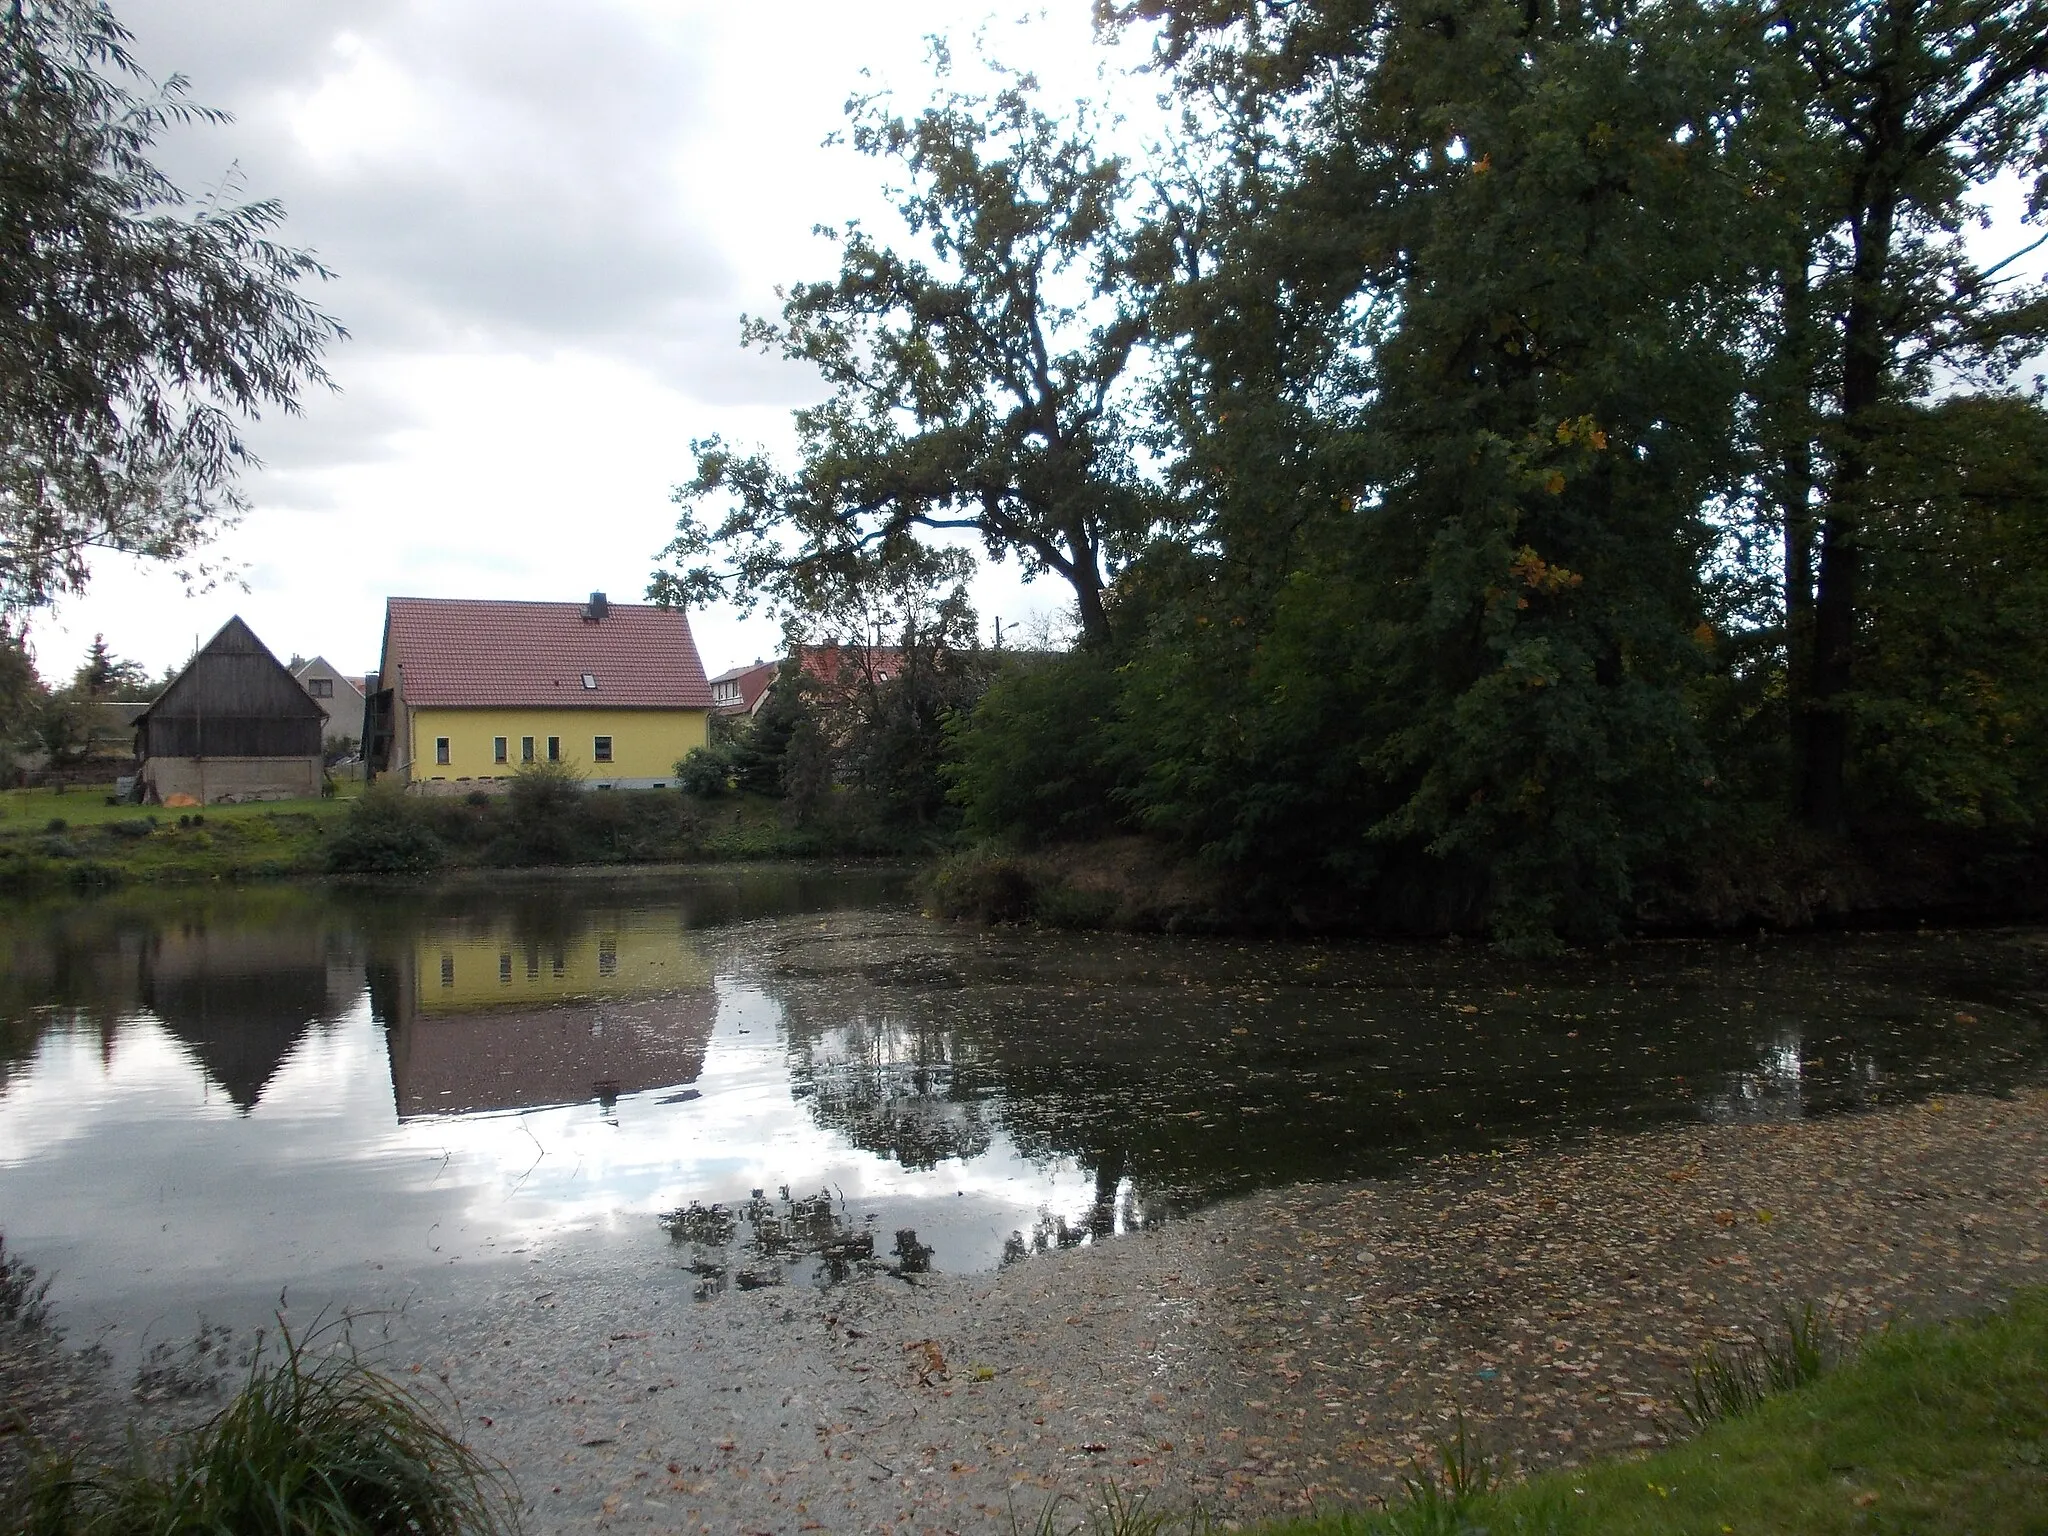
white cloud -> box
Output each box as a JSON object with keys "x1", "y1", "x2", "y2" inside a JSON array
[{"x1": 30, "y1": 0, "x2": 1120, "y2": 678}]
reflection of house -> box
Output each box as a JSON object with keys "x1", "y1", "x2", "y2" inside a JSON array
[
  {"x1": 133, "y1": 618, "x2": 326, "y2": 804},
  {"x1": 291, "y1": 657, "x2": 366, "y2": 749},
  {"x1": 365, "y1": 593, "x2": 713, "y2": 790},
  {"x1": 385, "y1": 995, "x2": 718, "y2": 1117},
  {"x1": 373, "y1": 921, "x2": 718, "y2": 1117},
  {"x1": 141, "y1": 927, "x2": 366, "y2": 1113}
]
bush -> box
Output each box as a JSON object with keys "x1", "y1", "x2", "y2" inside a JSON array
[
  {"x1": 324, "y1": 786, "x2": 443, "y2": 876},
  {"x1": 944, "y1": 650, "x2": 1128, "y2": 846},
  {"x1": 924, "y1": 847, "x2": 1036, "y2": 923},
  {"x1": 676, "y1": 742, "x2": 736, "y2": 798}
]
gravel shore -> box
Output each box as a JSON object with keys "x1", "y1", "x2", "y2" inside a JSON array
[{"x1": 7, "y1": 1089, "x2": 2046, "y2": 1533}]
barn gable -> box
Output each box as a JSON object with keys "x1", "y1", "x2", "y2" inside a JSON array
[{"x1": 137, "y1": 617, "x2": 326, "y2": 760}]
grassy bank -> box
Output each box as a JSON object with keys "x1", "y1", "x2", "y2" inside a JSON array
[
  {"x1": 1254, "y1": 1290, "x2": 2048, "y2": 1536},
  {"x1": 0, "y1": 784, "x2": 356, "y2": 893},
  {"x1": 0, "y1": 776, "x2": 887, "y2": 895}
]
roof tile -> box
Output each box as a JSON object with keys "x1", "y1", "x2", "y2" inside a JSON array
[{"x1": 384, "y1": 598, "x2": 713, "y2": 710}]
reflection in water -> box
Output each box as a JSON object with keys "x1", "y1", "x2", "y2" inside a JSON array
[
  {"x1": 372, "y1": 918, "x2": 717, "y2": 1118},
  {"x1": 783, "y1": 1007, "x2": 994, "y2": 1170},
  {"x1": 0, "y1": 877, "x2": 2043, "y2": 1350}
]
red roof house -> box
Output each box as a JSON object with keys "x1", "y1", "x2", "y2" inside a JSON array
[{"x1": 366, "y1": 593, "x2": 713, "y2": 790}]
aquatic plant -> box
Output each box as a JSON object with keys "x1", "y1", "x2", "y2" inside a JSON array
[{"x1": 0, "y1": 1233, "x2": 51, "y2": 1330}]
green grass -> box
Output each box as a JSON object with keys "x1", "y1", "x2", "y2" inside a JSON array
[
  {"x1": 0, "y1": 782, "x2": 360, "y2": 828},
  {"x1": 1259, "y1": 1289, "x2": 2048, "y2": 1536},
  {"x1": 7, "y1": 1325, "x2": 516, "y2": 1536},
  {"x1": 0, "y1": 783, "x2": 358, "y2": 892}
]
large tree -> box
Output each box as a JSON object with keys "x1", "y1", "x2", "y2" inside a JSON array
[
  {"x1": 650, "y1": 58, "x2": 1167, "y2": 648},
  {"x1": 1750, "y1": 0, "x2": 2048, "y2": 831},
  {"x1": 0, "y1": 0, "x2": 341, "y2": 615}
]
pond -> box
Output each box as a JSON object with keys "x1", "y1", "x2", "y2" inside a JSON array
[{"x1": 1, "y1": 867, "x2": 2044, "y2": 1356}]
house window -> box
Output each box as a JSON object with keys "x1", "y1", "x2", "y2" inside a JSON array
[
  {"x1": 307, "y1": 677, "x2": 334, "y2": 698},
  {"x1": 598, "y1": 939, "x2": 617, "y2": 977},
  {"x1": 439, "y1": 952, "x2": 454, "y2": 988},
  {"x1": 499, "y1": 952, "x2": 512, "y2": 985},
  {"x1": 581, "y1": 673, "x2": 598, "y2": 690},
  {"x1": 593, "y1": 736, "x2": 613, "y2": 763},
  {"x1": 546, "y1": 736, "x2": 560, "y2": 762},
  {"x1": 435, "y1": 737, "x2": 450, "y2": 765},
  {"x1": 494, "y1": 737, "x2": 508, "y2": 763},
  {"x1": 521, "y1": 736, "x2": 534, "y2": 763}
]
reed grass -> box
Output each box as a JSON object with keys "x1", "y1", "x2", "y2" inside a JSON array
[{"x1": 7, "y1": 1324, "x2": 517, "y2": 1536}]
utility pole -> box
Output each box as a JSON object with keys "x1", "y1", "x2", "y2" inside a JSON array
[{"x1": 992, "y1": 616, "x2": 1004, "y2": 650}]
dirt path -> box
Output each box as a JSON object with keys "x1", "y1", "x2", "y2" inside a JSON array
[{"x1": 7, "y1": 1090, "x2": 2046, "y2": 1533}]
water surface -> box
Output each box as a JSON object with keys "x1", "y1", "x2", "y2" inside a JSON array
[{"x1": 1, "y1": 870, "x2": 2042, "y2": 1352}]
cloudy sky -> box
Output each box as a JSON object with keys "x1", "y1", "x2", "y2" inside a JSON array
[{"x1": 28, "y1": 1, "x2": 1148, "y2": 681}]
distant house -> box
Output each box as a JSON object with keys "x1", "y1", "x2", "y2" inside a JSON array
[
  {"x1": 132, "y1": 617, "x2": 326, "y2": 804},
  {"x1": 291, "y1": 657, "x2": 366, "y2": 749},
  {"x1": 711, "y1": 644, "x2": 907, "y2": 718},
  {"x1": 365, "y1": 592, "x2": 714, "y2": 791},
  {"x1": 708, "y1": 659, "x2": 777, "y2": 714}
]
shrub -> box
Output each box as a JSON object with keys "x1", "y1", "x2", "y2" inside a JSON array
[
  {"x1": 944, "y1": 650, "x2": 1128, "y2": 846},
  {"x1": 675, "y1": 743, "x2": 735, "y2": 798},
  {"x1": 324, "y1": 786, "x2": 443, "y2": 876},
  {"x1": 924, "y1": 847, "x2": 1036, "y2": 923}
]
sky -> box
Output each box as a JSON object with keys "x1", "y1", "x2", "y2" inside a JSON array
[{"x1": 25, "y1": 1, "x2": 1150, "y2": 682}]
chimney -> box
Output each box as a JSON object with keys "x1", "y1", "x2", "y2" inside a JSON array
[{"x1": 585, "y1": 591, "x2": 609, "y2": 622}]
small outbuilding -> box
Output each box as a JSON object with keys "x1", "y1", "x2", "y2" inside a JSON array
[{"x1": 134, "y1": 617, "x2": 327, "y2": 804}]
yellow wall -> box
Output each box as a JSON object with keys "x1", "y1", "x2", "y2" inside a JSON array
[
  {"x1": 413, "y1": 922, "x2": 711, "y2": 1016},
  {"x1": 403, "y1": 707, "x2": 707, "y2": 784}
]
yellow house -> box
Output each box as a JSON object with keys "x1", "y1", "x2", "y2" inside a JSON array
[{"x1": 365, "y1": 592, "x2": 712, "y2": 790}]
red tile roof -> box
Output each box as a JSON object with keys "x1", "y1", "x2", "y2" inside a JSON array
[{"x1": 383, "y1": 598, "x2": 713, "y2": 710}]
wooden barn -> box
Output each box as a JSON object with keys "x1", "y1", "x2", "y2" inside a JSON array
[{"x1": 134, "y1": 617, "x2": 327, "y2": 804}]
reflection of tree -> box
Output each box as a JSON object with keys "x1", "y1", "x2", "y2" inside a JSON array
[
  {"x1": 749, "y1": 930, "x2": 2048, "y2": 1224},
  {"x1": 779, "y1": 998, "x2": 993, "y2": 1170}
]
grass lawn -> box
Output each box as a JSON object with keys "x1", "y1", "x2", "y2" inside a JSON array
[
  {"x1": 1259, "y1": 1289, "x2": 2048, "y2": 1536},
  {"x1": 0, "y1": 779, "x2": 361, "y2": 827},
  {"x1": 0, "y1": 781, "x2": 360, "y2": 890}
]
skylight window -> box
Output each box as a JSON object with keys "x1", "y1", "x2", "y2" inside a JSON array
[{"x1": 581, "y1": 673, "x2": 597, "y2": 690}]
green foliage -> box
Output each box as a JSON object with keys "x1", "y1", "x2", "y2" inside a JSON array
[
  {"x1": 326, "y1": 776, "x2": 705, "y2": 874},
  {"x1": 675, "y1": 742, "x2": 737, "y2": 797},
  {"x1": 1848, "y1": 396, "x2": 2048, "y2": 828},
  {"x1": 1679, "y1": 1301, "x2": 1848, "y2": 1429},
  {"x1": 0, "y1": 0, "x2": 341, "y2": 617},
  {"x1": 323, "y1": 785, "x2": 443, "y2": 876},
  {"x1": 8, "y1": 1324, "x2": 516, "y2": 1536},
  {"x1": 945, "y1": 650, "x2": 1129, "y2": 846},
  {"x1": 651, "y1": 49, "x2": 1166, "y2": 647}
]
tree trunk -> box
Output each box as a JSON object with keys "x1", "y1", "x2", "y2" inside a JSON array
[
  {"x1": 1779, "y1": 260, "x2": 1818, "y2": 781},
  {"x1": 1802, "y1": 167, "x2": 1899, "y2": 832},
  {"x1": 1067, "y1": 525, "x2": 1115, "y2": 648}
]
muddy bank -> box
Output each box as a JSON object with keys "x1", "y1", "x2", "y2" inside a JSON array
[
  {"x1": 431, "y1": 1089, "x2": 2048, "y2": 1531},
  {"x1": 7, "y1": 1090, "x2": 2045, "y2": 1532}
]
